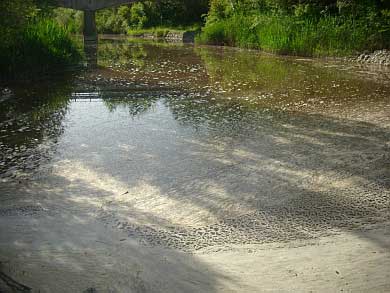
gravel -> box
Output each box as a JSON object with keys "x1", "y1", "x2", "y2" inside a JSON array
[{"x1": 352, "y1": 49, "x2": 390, "y2": 66}]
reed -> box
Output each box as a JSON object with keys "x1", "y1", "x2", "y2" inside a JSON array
[
  {"x1": 197, "y1": 13, "x2": 389, "y2": 56},
  {"x1": 0, "y1": 18, "x2": 81, "y2": 79}
]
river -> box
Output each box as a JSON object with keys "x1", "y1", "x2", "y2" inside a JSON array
[{"x1": 0, "y1": 37, "x2": 389, "y2": 292}]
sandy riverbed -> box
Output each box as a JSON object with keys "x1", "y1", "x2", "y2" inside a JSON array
[{"x1": 1, "y1": 39, "x2": 389, "y2": 292}]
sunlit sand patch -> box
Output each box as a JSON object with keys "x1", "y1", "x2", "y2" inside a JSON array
[
  {"x1": 117, "y1": 144, "x2": 136, "y2": 152},
  {"x1": 51, "y1": 160, "x2": 228, "y2": 227}
]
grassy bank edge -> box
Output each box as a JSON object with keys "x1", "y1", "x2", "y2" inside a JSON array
[
  {"x1": 195, "y1": 14, "x2": 390, "y2": 57},
  {"x1": 0, "y1": 19, "x2": 82, "y2": 81}
]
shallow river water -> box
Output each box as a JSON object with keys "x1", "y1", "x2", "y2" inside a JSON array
[{"x1": 0, "y1": 37, "x2": 389, "y2": 291}]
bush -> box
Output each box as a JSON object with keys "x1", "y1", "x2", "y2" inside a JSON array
[
  {"x1": 198, "y1": 14, "x2": 259, "y2": 48},
  {"x1": 207, "y1": 0, "x2": 234, "y2": 23},
  {"x1": 54, "y1": 8, "x2": 83, "y2": 34},
  {"x1": 0, "y1": 18, "x2": 81, "y2": 79},
  {"x1": 96, "y1": 8, "x2": 128, "y2": 34},
  {"x1": 130, "y1": 3, "x2": 148, "y2": 29}
]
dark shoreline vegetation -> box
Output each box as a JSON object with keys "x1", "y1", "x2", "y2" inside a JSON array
[
  {"x1": 54, "y1": 0, "x2": 390, "y2": 57},
  {"x1": 1, "y1": 0, "x2": 390, "y2": 80},
  {"x1": 0, "y1": 19, "x2": 81, "y2": 80},
  {"x1": 0, "y1": 0, "x2": 81, "y2": 80}
]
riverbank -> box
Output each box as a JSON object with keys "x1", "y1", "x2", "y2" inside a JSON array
[
  {"x1": 0, "y1": 18, "x2": 81, "y2": 81},
  {"x1": 350, "y1": 50, "x2": 390, "y2": 66},
  {"x1": 1, "y1": 0, "x2": 82, "y2": 81},
  {"x1": 197, "y1": 15, "x2": 389, "y2": 58},
  {"x1": 197, "y1": 2, "x2": 389, "y2": 58}
]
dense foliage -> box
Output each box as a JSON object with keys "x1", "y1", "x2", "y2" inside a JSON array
[
  {"x1": 55, "y1": 0, "x2": 209, "y2": 34},
  {"x1": 198, "y1": 0, "x2": 390, "y2": 56},
  {"x1": 0, "y1": 0, "x2": 81, "y2": 79},
  {"x1": 1, "y1": 0, "x2": 389, "y2": 78},
  {"x1": 95, "y1": 0, "x2": 208, "y2": 33}
]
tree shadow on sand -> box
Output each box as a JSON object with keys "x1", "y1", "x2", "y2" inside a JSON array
[{"x1": 0, "y1": 176, "x2": 233, "y2": 292}]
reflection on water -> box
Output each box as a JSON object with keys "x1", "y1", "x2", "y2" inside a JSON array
[
  {"x1": 0, "y1": 77, "x2": 74, "y2": 178},
  {"x1": 1, "y1": 37, "x2": 389, "y2": 181},
  {"x1": 84, "y1": 39, "x2": 98, "y2": 69},
  {"x1": 98, "y1": 39, "x2": 149, "y2": 69},
  {"x1": 103, "y1": 95, "x2": 159, "y2": 117}
]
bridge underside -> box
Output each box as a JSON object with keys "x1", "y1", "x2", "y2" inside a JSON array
[
  {"x1": 57, "y1": 0, "x2": 135, "y2": 11},
  {"x1": 57, "y1": 0, "x2": 135, "y2": 40}
]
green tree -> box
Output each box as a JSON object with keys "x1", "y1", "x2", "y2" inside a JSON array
[{"x1": 130, "y1": 3, "x2": 148, "y2": 28}]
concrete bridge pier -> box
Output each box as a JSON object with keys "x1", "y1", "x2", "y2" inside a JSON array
[
  {"x1": 83, "y1": 10, "x2": 97, "y2": 41},
  {"x1": 57, "y1": 1, "x2": 137, "y2": 40}
]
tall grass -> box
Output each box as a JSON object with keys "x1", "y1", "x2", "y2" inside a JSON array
[
  {"x1": 0, "y1": 18, "x2": 81, "y2": 80},
  {"x1": 197, "y1": 14, "x2": 390, "y2": 56}
]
